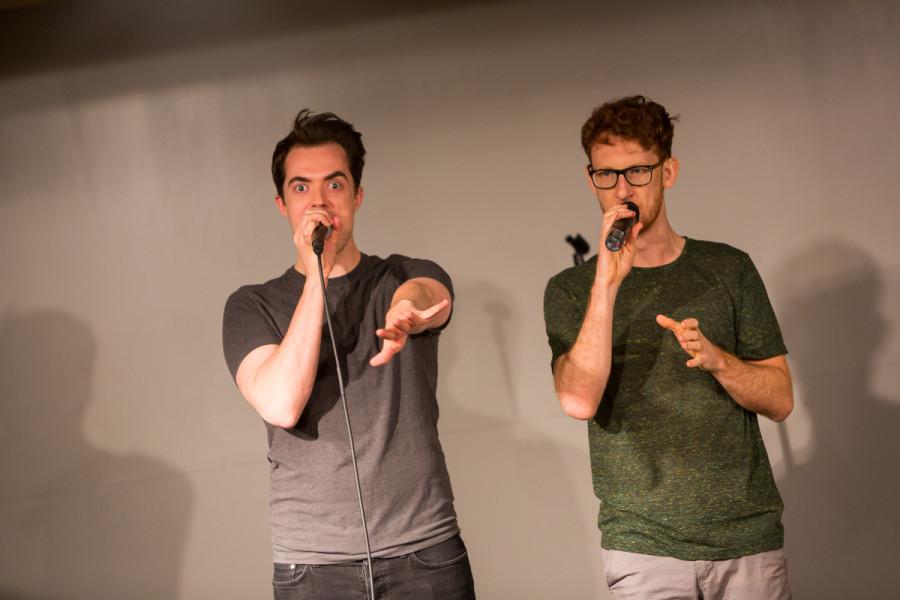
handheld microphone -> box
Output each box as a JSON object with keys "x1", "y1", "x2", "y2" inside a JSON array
[
  {"x1": 604, "y1": 201, "x2": 640, "y2": 252},
  {"x1": 311, "y1": 224, "x2": 332, "y2": 256}
]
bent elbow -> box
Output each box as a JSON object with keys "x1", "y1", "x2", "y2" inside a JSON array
[
  {"x1": 249, "y1": 385, "x2": 310, "y2": 430},
  {"x1": 265, "y1": 408, "x2": 301, "y2": 429},
  {"x1": 770, "y1": 411, "x2": 789, "y2": 423},
  {"x1": 769, "y1": 396, "x2": 794, "y2": 423},
  {"x1": 559, "y1": 393, "x2": 599, "y2": 421},
  {"x1": 256, "y1": 396, "x2": 303, "y2": 429}
]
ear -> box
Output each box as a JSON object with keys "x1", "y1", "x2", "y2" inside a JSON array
[
  {"x1": 275, "y1": 195, "x2": 288, "y2": 217},
  {"x1": 584, "y1": 164, "x2": 601, "y2": 198},
  {"x1": 353, "y1": 185, "x2": 365, "y2": 211},
  {"x1": 662, "y1": 156, "x2": 679, "y2": 189}
]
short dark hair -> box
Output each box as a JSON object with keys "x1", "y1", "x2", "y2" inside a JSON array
[
  {"x1": 581, "y1": 95, "x2": 679, "y2": 160},
  {"x1": 271, "y1": 109, "x2": 366, "y2": 196}
]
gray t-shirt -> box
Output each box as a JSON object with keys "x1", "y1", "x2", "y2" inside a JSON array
[{"x1": 223, "y1": 254, "x2": 459, "y2": 564}]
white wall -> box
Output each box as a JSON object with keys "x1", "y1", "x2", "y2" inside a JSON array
[{"x1": 1, "y1": 1, "x2": 898, "y2": 598}]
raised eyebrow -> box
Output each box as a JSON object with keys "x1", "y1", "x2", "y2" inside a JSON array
[{"x1": 286, "y1": 171, "x2": 349, "y2": 186}]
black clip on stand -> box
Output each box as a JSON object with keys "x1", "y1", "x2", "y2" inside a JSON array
[{"x1": 565, "y1": 233, "x2": 590, "y2": 266}]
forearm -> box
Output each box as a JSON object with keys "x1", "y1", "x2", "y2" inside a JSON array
[
  {"x1": 554, "y1": 283, "x2": 618, "y2": 420},
  {"x1": 240, "y1": 280, "x2": 325, "y2": 427},
  {"x1": 390, "y1": 278, "x2": 451, "y2": 332},
  {"x1": 710, "y1": 351, "x2": 794, "y2": 422}
]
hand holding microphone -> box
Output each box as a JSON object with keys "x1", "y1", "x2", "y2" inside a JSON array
[
  {"x1": 293, "y1": 209, "x2": 337, "y2": 277},
  {"x1": 596, "y1": 201, "x2": 642, "y2": 288},
  {"x1": 605, "y1": 201, "x2": 640, "y2": 252}
]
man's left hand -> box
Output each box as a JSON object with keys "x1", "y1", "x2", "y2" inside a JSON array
[
  {"x1": 656, "y1": 314, "x2": 725, "y2": 371},
  {"x1": 370, "y1": 299, "x2": 450, "y2": 367}
]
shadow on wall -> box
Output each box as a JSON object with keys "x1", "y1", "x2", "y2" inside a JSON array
[
  {"x1": 438, "y1": 282, "x2": 605, "y2": 599},
  {"x1": 775, "y1": 241, "x2": 900, "y2": 599},
  {"x1": 0, "y1": 311, "x2": 193, "y2": 600}
]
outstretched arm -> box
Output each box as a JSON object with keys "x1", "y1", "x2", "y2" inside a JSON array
[
  {"x1": 370, "y1": 277, "x2": 452, "y2": 367},
  {"x1": 656, "y1": 314, "x2": 794, "y2": 421}
]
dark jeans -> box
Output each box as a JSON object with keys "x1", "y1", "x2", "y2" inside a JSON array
[{"x1": 273, "y1": 534, "x2": 476, "y2": 600}]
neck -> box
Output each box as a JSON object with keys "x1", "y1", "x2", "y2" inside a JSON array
[{"x1": 632, "y1": 205, "x2": 684, "y2": 268}]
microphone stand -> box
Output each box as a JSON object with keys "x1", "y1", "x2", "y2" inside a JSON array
[{"x1": 315, "y1": 251, "x2": 376, "y2": 600}]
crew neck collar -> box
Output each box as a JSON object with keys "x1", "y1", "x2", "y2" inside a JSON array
[
  {"x1": 286, "y1": 253, "x2": 371, "y2": 287},
  {"x1": 630, "y1": 237, "x2": 690, "y2": 273}
]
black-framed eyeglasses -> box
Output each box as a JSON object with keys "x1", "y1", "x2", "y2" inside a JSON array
[{"x1": 587, "y1": 161, "x2": 662, "y2": 189}]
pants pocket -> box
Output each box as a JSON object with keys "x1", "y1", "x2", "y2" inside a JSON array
[
  {"x1": 273, "y1": 563, "x2": 310, "y2": 587},
  {"x1": 410, "y1": 535, "x2": 468, "y2": 568}
]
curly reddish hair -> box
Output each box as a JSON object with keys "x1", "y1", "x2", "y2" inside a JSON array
[{"x1": 581, "y1": 95, "x2": 679, "y2": 160}]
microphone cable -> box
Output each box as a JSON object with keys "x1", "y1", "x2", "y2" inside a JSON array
[{"x1": 315, "y1": 250, "x2": 376, "y2": 600}]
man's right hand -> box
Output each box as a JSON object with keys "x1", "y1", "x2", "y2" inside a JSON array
[
  {"x1": 596, "y1": 202, "x2": 642, "y2": 288},
  {"x1": 295, "y1": 208, "x2": 341, "y2": 279}
]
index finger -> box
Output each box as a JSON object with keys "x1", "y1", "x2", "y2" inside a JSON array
[
  {"x1": 655, "y1": 314, "x2": 682, "y2": 332},
  {"x1": 302, "y1": 211, "x2": 334, "y2": 240},
  {"x1": 606, "y1": 202, "x2": 637, "y2": 220},
  {"x1": 601, "y1": 203, "x2": 637, "y2": 232},
  {"x1": 375, "y1": 327, "x2": 405, "y2": 340}
]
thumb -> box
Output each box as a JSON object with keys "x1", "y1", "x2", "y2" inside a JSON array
[
  {"x1": 419, "y1": 298, "x2": 450, "y2": 320},
  {"x1": 628, "y1": 221, "x2": 643, "y2": 243}
]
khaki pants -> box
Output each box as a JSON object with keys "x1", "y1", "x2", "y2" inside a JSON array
[{"x1": 602, "y1": 548, "x2": 791, "y2": 600}]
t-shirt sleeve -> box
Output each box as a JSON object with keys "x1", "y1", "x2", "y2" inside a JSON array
[
  {"x1": 222, "y1": 287, "x2": 283, "y2": 381},
  {"x1": 734, "y1": 254, "x2": 788, "y2": 361},
  {"x1": 393, "y1": 257, "x2": 455, "y2": 331},
  {"x1": 543, "y1": 274, "x2": 584, "y2": 371}
]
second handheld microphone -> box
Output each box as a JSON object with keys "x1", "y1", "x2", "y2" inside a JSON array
[{"x1": 604, "y1": 201, "x2": 640, "y2": 252}]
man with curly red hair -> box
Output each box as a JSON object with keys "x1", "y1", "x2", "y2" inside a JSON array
[{"x1": 544, "y1": 95, "x2": 793, "y2": 599}]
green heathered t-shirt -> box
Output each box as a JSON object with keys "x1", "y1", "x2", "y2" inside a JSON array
[{"x1": 543, "y1": 238, "x2": 788, "y2": 560}]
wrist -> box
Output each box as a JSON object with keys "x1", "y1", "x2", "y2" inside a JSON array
[
  {"x1": 707, "y1": 346, "x2": 732, "y2": 373},
  {"x1": 302, "y1": 276, "x2": 325, "y2": 296},
  {"x1": 392, "y1": 298, "x2": 415, "y2": 310}
]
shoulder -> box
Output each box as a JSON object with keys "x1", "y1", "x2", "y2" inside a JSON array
[
  {"x1": 686, "y1": 238, "x2": 750, "y2": 261},
  {"x1": 224, "y1": 269, "x2": 297, "y2": 313},
  {"x1": 382, "y1": 253, "x2": 446, "y2": 271},
  {"x1": 682, "y1": 240, "x2": 774, "y2": 305},
  {"x1": 349, "y1": 254, "x2": 453, "y2": 300},
  {"x1": 684, "y1": 238, "x2": 756, "y2": 272},
  {"x1": 546, "y1": 257, "x2": 597, "y2": 295},
  {"x1": 382, "y1": 253, "x2": 452, "y2": 285}
]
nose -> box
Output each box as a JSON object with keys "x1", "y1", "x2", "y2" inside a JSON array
[
  {"x1": 310, "y1": 184, "x2": 328, "y2": 207},
  {"x1": 614, "y1": 172, "x2": 632, "y2": 200}
]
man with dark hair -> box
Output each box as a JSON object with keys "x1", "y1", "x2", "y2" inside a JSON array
[
  {"x1": 543, "y1": 95, "x2": 793, "y2": 599},
  {"x1": 223, "y1": 109, "x2": 475, "y2": 599}
]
